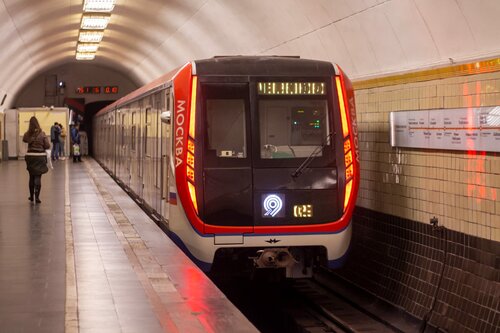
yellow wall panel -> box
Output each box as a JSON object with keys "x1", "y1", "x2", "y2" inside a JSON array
[
  {"x1": 353, "y1": 59, "x2": 500, "y2": 241},
  {"x1": 17, "y1": 108, "x2": 68, "y2": 157}
]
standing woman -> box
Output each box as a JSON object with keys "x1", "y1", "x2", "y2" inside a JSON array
[{"x1": 23, "y1": 116, "x2": 50, "y2": 203}]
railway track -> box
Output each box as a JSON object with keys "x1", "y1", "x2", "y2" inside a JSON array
[
  {"x1": 211, "y1": 268, "x2": 421, "y2": 333},
  {"x1": 290, "y1": 277, "x2": 401, "y2": 332},
  {"x1": 287, "y1": 267, "x2": 422, "y2": 333}
]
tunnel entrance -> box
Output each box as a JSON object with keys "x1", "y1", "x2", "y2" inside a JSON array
[{"x1": 84, "y1": 100, "x2": 114, "y2": 156}]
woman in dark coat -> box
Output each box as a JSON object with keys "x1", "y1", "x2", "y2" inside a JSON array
[{"x1": 23, "y1": 116, "x2": 50, "y2": 203}]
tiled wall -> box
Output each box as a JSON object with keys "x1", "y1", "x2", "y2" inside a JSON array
[
  {"x1": 338, "y1": 207, "x2": 499, "y2": 333},
  {"x1": 337, "y1": 63, "x2": 500, "y2": 332},
  {"x1": 354, "y1": 70, "x2": 500, "y2": 241}
]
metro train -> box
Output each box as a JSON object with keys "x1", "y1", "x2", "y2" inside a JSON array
[{"x1": 93, "y1": 56, "x2": 359, "y2": 278}]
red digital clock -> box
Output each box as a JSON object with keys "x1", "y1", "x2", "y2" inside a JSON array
[
  {"x1": 104, "y1": 86, "x2": 119, "y2": 94},
  {"x1": 75, "y1": 86, "x2": 118, "y2": 94}
]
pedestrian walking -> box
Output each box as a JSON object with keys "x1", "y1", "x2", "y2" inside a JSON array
[{"x1": 23, "y1": 116, "x2": 50, "y2": 204}]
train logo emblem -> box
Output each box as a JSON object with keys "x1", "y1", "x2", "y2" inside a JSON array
[
  {"x1": 174, "y1": 99, "x2": 186, "y2": 168},
  {"x1": 262, "y1": 194, "x2": 284, "y2": 218}
]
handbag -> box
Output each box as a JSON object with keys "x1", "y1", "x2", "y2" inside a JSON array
[
  {"x1": 73, "y1": 144, "x2": 81, "y2": 156},
  {"x1": 46, "y1": 149, "x2": 53, "y2": 170}
]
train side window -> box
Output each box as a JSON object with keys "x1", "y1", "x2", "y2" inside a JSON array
[
  {"x1": 206, "y1": 99, "x2": 246, "y2": 158},
  {"x1": 166, "y1": 91, "x2": 171, "y2": 112}
]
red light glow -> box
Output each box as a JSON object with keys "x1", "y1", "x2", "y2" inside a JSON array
[{"x1": 462, "y1": 81, "x2": 497, "y2": 202}]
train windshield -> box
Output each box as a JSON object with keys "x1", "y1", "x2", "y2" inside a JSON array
[
  {"x1": 206, "y1": 99, "x2": 247, "y2": 158},
  {"x1": 258, "y1": 81, "x2": 330, "y2": 159},
  {"x1": 201, "y1": 80, "x2": 332, "y2": 162},
  {"x1": 259, "y1": 100, "x2": 329, "y2": 159}
]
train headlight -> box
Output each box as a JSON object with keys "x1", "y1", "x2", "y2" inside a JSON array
[
  {"x1": 335, "y1": 75, "x2": 358, "y2": 212},
  {"x1": 186, "y1": 77, "x2": 198, "y2": 213}
]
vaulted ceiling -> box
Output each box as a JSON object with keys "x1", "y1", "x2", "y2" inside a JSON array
[{"x1": 1, "y1": 0, "x2": 499, "y2": 108}]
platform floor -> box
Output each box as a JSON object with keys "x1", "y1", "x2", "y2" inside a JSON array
[{"x1": 0, "y1": 158, "x2": 257, "y2": 333}]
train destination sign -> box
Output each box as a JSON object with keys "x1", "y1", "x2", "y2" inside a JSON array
[
  {"x1": 390, "y1": 107, "x2": 500, "y2": 152},
  {"x1": 258, "y1": 82, "x2": 325, "y2": 95}
]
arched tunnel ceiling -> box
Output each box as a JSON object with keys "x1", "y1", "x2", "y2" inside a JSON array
[{"x1": 1, "y1": 0, "x2": 499, "y2": 109}]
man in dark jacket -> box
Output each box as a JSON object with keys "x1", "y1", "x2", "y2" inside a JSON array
[{"x1": 50, "y1": 122, "x2": 60, "y2": 160}]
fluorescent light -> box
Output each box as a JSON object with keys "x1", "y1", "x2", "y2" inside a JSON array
[
  {"x1": 81, "y1": 14, "x2": 110, "y2": 30},
  {"x1": 76, "y1": 52, "x2": 96, "y2": 60},
  {"x1": 77, "y1": 43, "x2": 99, "y2": 53},
  {"x1": 83, "y1": 0, "x2": 116, "y2": 12},
  {"x1": 78, "y1": 30, "x2": 104, "y2": 43}
]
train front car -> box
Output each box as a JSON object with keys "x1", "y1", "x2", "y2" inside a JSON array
[{"x1": 171, "y1": 57, "x2": 359, "y2": 278}]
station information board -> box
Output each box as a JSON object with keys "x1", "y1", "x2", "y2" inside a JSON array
[{"x1": 390, "y1": 107, "x2": 500, "y2": 152}]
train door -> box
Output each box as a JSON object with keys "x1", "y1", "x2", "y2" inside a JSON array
[
  {"x1": 117, "y1": 110, "x2": 126, "y2": 184},
  {"x1": 105, "y1": 114, "x2": 111, "y2": 168},
  {"x1": 124, "y1": 106, "x2": 131, "y2": 187},
  {"x1": 152, "y1": 91, "x2": 164, "y2": 215},
  {"x1": 111, "y1": 112, "x2": 116, "y2": 175},
  {"x1": 130, "y1": 103, "x2": 141, "y2": 196},
  {"x1": 137, "y1": 100, "x2": 144, "y2": 199},
  {"x1": 200, "y1": 83, "x2": 254, "y2": 229},
  {"x1": 160, "y1": 89, "x2": 172, "y2": 219},
  {"x1": 143, "y1": 100, "x2": 154, "y2": 209}
]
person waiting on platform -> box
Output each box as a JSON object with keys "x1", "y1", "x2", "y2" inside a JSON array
[
  {"x1": 23, "y1": 116, "x2": 50, "y2": 204},
  {"x1": 59, "y1": 124, "x2": 67, "y2": 160},
  {"x1": 71, "y1": 123, "x2": 82, "y2": 163},
  {"x1": 50, "y1": 122, "x2": 60, "y2": 160}
]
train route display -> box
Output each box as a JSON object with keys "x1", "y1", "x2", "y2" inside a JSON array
[{"x1": 390, "y1": 107, "x2": 500, "y2": 152}]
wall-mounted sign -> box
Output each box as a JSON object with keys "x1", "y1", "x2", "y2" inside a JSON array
[
  {"x1": 75, "y1": 86, "x2": 118, "y2": 94},
  {"x1": 390, "y1": 107, "x2": 500, "y2": 152}
]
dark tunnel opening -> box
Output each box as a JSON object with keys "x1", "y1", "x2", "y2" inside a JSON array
[{"x1": 83, "y1": 100, "x2": 114, "y2": 157}]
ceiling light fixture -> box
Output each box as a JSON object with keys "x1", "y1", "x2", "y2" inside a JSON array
[
  {"x1": 78, "y1": 30, "x2": 104, "y2": 43},
  {"x1": 83, "y1": 0, "x2": 116, "y2": 12},
  {"x1": 77, "y1": 43, "x2": 100, "y2": 53},
  {"x1": 76, "y1": 52, "x2": 96, "y2": 61},
  {"x1": 81, "y1": 14, "x2": 111, "y2": 30}
]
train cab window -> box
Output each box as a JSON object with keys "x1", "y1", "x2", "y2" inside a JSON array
[
  {"x1": 259, "y1": 99, "x2": 329, "y2": 159},
  {"x1": 206, "y1": 99, "x2": 247, "y2": 158}
]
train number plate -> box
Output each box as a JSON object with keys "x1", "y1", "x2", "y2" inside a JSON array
[{"x1": 293, "y1": 204, "x2": 313, "y2": 218}]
